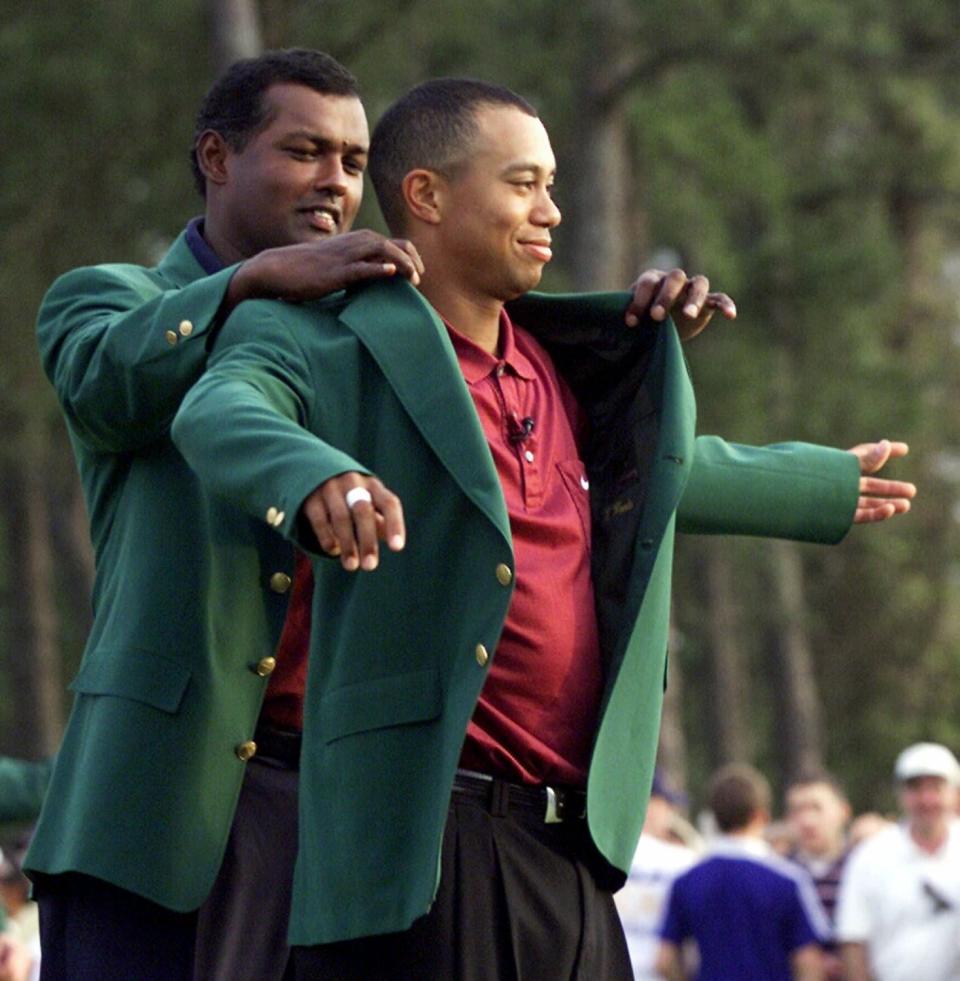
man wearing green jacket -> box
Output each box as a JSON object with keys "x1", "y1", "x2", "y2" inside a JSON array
[
  {"x1": 172, "y1": 78, "x2": 914, "y2": 979},
  {"x1": 27, "y1": 49, "x2": 427, "y2": 981},
  {"x1": 28, "y1": 51, "x2": 736, "y2": 981}
]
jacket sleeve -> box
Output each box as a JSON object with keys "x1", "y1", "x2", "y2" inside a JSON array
[
  {"x1": 0, "y1": 755, "x2": 54, "y2": 824},
  {"x1": 37, "y1": 262, "x2": 239, "y2": 453},
  {"x1": 676, "y1": 436, "x2": 861, "y2": 544},
  {"x1": 172, "y1": 299, "x2": 370, "y2": 549}
]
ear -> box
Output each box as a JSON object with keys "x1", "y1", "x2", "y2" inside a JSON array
[
  {"x1": 194, "y1": 130, "x2": 232, "y2": 189},
  {"x1": 402, "y1": 169, "x2": 445, "y2": 226}
]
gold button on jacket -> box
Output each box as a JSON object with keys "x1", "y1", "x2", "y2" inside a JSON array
[
  {"x1": 178, "y1": 319, "x2": 194, "y2": 337},
  {"x1": 269, "y1": 572, "x2": 292, "y2": 594},
  {"x1": 495, "y1": 563, "x2": 513, "y2": 586},
  {"x1": 164, "y1": 330, "x2": 178, "y2": 346},
  {"x1": 235, "y1": 740, "x2": 257, "y2": 762},
  {"x1": 254, "y1": 656, "x2": 276, "y2": 678},
  {"x1": 475, "y1": 644, "x2": 489, "y2": 667}
]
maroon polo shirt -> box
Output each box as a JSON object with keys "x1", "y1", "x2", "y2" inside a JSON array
[
  {"x1": 450, "y1": 310, "x2": 602, "y2": 787},
  {"x1": 260, "y1": 549, "x2": 312, "y2": 732},
  {"x1": 263, "y1": 309, "x2": 603, "y2": 788}
]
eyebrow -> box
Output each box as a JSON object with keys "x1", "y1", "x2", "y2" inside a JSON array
[
  {"x1": 283, "y1": 129, "x2": 369, "y2": 155},
  {"x1": 501, "y1": 162, "x2": 555, "y2": 179}
]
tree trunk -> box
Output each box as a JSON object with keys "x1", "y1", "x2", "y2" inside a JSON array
[
  {"x1": 566, "y1": 101, "x2": 636, "y2": 290},
  {"x1": 208, "y1": 0, "x2": 263, "y2": 73},
  {"x1": 768, "y1": 539, "x2": 823, "y2": 780},
  {"x1": 48, "y1": 464, "x2": 95, "y2": 672},
  {"x1": 705, "y1": 542, "x2": 751, "y2": 764},
  {"x1": 565, "y1": 0, "x2": 644, "y2": 290}
]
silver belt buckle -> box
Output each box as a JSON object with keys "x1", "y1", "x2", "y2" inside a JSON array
[{"x1": 545, "y1": 786, "x2": 561, "y2": 824}]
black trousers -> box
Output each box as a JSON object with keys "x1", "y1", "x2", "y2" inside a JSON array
[
  {"x1": 36, "y1": 752, "x2": 299, "y2": 981},
  {"x1": 292, "y1": 783, "x2": 632, "y2": 981},
  {"x1": 36, "y1": 872, "x2": 197, "y2": 981},
  {"x1": 193, "y1": 753, "x2": 299, "y2": 981}
]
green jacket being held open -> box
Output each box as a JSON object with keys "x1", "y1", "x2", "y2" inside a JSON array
[{"x1": 171, "y1": 277, "x2": 859, "y2": 945}]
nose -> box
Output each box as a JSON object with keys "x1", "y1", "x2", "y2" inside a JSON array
[
  {"x1": 314, "y1": 158, "x2": 348, "y2": 198},
  {"x1": 532, "y1": 190, "x2": 561, "y2": 228}
]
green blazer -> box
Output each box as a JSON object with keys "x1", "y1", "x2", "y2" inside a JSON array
[
  {"x1": 172, "y1": 278, "x2": 860, "y2": 944},
  {"x1": 27, "y1": 231, "x2": 293, "y2": 911}
]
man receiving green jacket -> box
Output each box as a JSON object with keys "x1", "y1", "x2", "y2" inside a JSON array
[
  {"x1": 28, "y1": 51, "x2": 740, "y2": 981},
  {"x1": 172, "y1": 79, "x2": 914, "y2": 979}
]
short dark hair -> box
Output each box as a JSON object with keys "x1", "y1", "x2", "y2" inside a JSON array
[
  {"x1": 190, "y1": 48, "x2": 359, "y2": 196},
  {"x1": 785, "y1": 769, "x2": 848, "y2": 801},
  {"x1": 708, "y1": 763, "x2": 772, "y2": 833},
  {"x1": 368, "y1": 77, "x2": 538, "y2": 234}
]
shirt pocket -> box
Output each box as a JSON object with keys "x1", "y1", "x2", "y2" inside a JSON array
[{"x1": 556, "y1": 459, "x2": 592, "y2": 546}]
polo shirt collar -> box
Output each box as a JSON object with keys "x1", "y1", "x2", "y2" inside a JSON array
[
  {"x1": 444, "y1": 307, "x2": 536, "y2": 384},
  {"x1": 185, "y1": 216, "x2": 225, "y2": 275}
]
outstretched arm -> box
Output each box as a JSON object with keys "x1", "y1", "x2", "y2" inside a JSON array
[
  {"x1": 299, "y1": 473, "x2": 405, "y2": 573},
  {"x1": 172, "y1": 299, "x2": 405, "y2": 573},
  {"x1": 678, "y1": 438, "x2": 915, "y2": 542},
  {"x1": 848, "y1": 440, "x2": 915, "y2": 523},
  {"x1": 39, "y1": 232, "x2": 423, "y2": 455}
]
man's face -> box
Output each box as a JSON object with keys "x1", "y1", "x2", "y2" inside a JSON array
[
  {"x1": 435, "y1": 105, "x2": 561, "y2": 301},
  {"x1": 785, "y1": 783, "x2": 850, "y2": 858},
  {"x1": 900, "y1": 775, "x2": 958, "y2": 834},
  {"x1": 218, "y1": 83, "x2": 368, "y2": 259}
]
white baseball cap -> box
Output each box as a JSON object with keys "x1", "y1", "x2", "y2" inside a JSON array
[{"x1": 894, "y1": 742, "x2": 960, "y2": 786}]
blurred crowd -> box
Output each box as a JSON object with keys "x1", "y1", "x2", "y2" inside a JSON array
[
  {"x1": 0, "y1": 834, "x2": 38, "y2": 981},
  {"x1": 616, "y1": 742, "x2": 960, "y2": 980},
  {"x1": 3, "y1": 740, "x2": 958, "y2": 979}
]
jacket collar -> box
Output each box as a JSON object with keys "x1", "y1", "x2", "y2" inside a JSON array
[
  {"x1": 156, "y1": 226, "x2": 215, "y2": 288},
  {"x1": 337, "y1": 279, "x2": 511, "y2": 545}
]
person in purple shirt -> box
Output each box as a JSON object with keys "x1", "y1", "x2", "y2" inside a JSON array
[{"x1": 656, "y1": 764, "x2": 827, "y2": 981}]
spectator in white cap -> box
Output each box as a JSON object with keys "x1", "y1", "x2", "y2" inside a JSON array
[{"x1": 835, "y1": 742, "x2": 960, "y2": 981}]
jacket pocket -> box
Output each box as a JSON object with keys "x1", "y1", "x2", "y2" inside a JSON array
[
  {"x1": 69, "y1": 648, "x2": 191, "y2": 714},
  {"x1": 319, "y1": 669, "x2": 442, "y2": 745}
]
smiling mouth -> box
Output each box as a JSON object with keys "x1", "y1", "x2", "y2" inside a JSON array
[
  {"x1": 519, "y1": 241, "x2": 552, "y2": 262},
  {"x1": 301, "y1": 207, "x2": 340, "y2": 234}
]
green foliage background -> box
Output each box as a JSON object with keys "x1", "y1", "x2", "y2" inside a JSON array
[{"x1": 2, "y1": 0, "x2": 959, "y2": 815}]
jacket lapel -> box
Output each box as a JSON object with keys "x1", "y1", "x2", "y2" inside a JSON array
[{"x1": 338, "y1": 279, "x2": 511, "y2": 544}]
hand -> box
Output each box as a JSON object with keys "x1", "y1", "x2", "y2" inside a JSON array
[
  {"x1": 300, "y1": 472, "x2": 405, "y2": 572},
  {"x1": 227, "y1": 230, "x2": 425, "y2": 308},
  {"x1": 625, "y1": 267, "x2": 736, "y2": 341},
  {"x1": 848, "y1": 440, "x2": 916, "y2": 523}
]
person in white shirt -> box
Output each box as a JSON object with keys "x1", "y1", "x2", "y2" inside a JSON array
[
  {"x1": 615, "y1": 773, "x2": 699, "y2": 979},
  {"x1": 836, "y1": 742, "x2": 960, "y2": 981}
]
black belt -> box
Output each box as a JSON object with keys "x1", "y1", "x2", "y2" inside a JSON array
[
  {"x1": 452, "y1": 770, "x2": 587, "y2": 824},
  {"x1": 253, "y1": 724, "x2": 302, "y2": 767}
]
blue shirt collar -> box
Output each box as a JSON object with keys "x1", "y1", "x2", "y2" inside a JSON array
[{"x1": 185, "y1": 217, "x2": 225, "y2": 275}]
